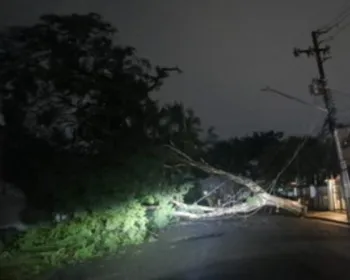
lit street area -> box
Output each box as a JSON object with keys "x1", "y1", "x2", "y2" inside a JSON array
[
  {"x1": 306, "y1": 211, "x2": 348, "y2": 224},
  {"x1": 45, "y1": 216, "x2": 350, "y2": 280}
]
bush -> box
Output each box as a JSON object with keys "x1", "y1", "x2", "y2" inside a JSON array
[
  {"x1": 148, "y1": 200, "x2": 176, "y2": 230},
  {"x1": 0, "y1": 200, "x2": 148, "y2": 280},
  {"x1": 0, "y1": 149, "x2": 194, "y2": 280},
  {"x1": 32, "y1": 148, "x2": 190, "y2": 213}
]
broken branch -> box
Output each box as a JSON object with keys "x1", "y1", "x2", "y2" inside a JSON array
[{"x1": 166, "y1": 145, "x2": 304, "y2": 220}]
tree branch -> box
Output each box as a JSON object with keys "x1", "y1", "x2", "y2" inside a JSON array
[{"x1": 166, "y1": 145, "x2": 304, "y2": 220}]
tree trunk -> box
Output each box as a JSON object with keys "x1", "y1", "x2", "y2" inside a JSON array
[{"x1": 167, "y1": 145, "x2": 304, "y2": 220}]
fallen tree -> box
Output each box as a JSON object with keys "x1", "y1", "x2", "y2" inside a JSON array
[{"x1": 166, "y1": 145, "x2": 305, "y2": 220}]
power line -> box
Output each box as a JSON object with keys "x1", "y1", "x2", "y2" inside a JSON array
[
  {"x1": 317, "y1": 2, "x2": 350, "y2": 43},
  {"x1": 261, "y1": 86, "x2": 350, "y2": 136},
  {"x1": 260, "y1": 85, "x2": 326, "y2": 191},
  {"x1": 265, "y1": 113, "x2": 326, "y2": 194},
  {"x1": 323, "y1": 20, "x2": 350, "y2": 43},
  {"x1": 261, "y1": 87, "x2": 327, "y2": 113},
  {"x1": 319, "y1": 2, "x2": 350, "y2": 33}
]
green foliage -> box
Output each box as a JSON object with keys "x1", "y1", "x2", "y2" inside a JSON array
[
  {"x1": 0, "y1": 200, "x2": 148, "y2": 280},
  {"x1": 30, "y1": 147, "x2": 189, "y2": 213},
  {"x1": 0, "y1": 192, "x2": 183, "y2": 280},
  {"x1": 0, "y1": 13, "x2": 204, "y2": 193},
  {"x1": 0, "y1": 149, "x2": 193, "y2": 280},
  {"x1": 158, "y1": 101, "x2": 204, "y2": 157},
  {"x1": 148, "y1": 201, "x2": 176, "y2": 230},
  {"x1": 0, "y1": 12, "x2": 186, "y2": 153},
  {"x1": 0, "y1": 12, "x2": 202, "y2": 280}
]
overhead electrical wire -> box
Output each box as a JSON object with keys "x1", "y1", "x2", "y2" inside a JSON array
[
  {"x1": 261, "y1": 86, "x2": 332, "y2": 192},
  {"x1": 265, "y1": 115, "x2": 325, "y2": 194},
  {"x1": 200, "y1": 84, "x2": 345, "y2": 218},
  {"x1": 262, "y1": 86, "x2": 350, "y2": 121},
  {"x1": 250, "y1": 4, "x2": 350, "y2": 212},
  {"x1": 318, "y1": 2, "x2": 350, "y2": 43},
  {"x1": 261, "y1": 87, "x2": 327, "y2": 113},
  {"x1": 226, "y1": 115, "x2": 324, "y2": 219},
  {"x1": 323, "y1": 20, "x2": 350, "y2": 43},
  {"x1": 319, "y1": 2, "x2": 350, "y2": 33}
]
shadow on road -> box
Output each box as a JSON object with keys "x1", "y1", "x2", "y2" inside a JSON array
[{"x1": 155, "y1": 252, "x2": 350, "y2": 280}]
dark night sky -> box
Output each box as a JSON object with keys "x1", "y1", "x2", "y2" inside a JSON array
[{"x1": 1, "y1": 0, "x2": 350, "y2": 138}]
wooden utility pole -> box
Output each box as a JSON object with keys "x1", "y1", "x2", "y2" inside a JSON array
[{"x1": 294, "y1": 30, "x2": 350, "y2": 222}]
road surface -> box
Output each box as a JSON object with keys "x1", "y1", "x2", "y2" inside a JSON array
[{"x1": 45, "y1": 215, "x2": 350, "y2": 280}]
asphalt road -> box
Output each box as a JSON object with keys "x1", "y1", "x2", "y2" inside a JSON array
[{"x1": 45, "y1": 215, "x2": 350, "y2": 280}]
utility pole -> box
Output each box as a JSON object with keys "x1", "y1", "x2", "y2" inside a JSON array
[{"x1": 294, "y1": 30, "x2": 350, "y2": 222}]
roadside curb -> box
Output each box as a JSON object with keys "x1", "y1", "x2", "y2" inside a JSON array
[{"x1": 304, "y1": 215, "x2": 350, "y2": 226}]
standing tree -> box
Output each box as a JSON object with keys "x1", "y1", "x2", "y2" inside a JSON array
[
  {"x1": 158, "y1": 101, "x2": 204, "y2": 157},
  {"x1": 0, "y1": 13, "x2": 205, "y2": 206},
  {"x1": 0, "y1": 13, "x2": 183, "y2": 157},
  {"x1": 205, "y1": 130, "x2": 284, "y2": 179}
]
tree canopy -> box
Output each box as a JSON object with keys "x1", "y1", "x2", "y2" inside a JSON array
[
  {"x1": 1, "y1": 14, "x2": 186, "y2": 152},
  {"x1": 205, "y1": 131, "x2": 338, "y2": 185},
  {"x1": 0, "y1": 12, "x2": 339, "y2": 198},
  {"x1": 0, "y1": 13, "x2": 205, "y2": 203}
]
